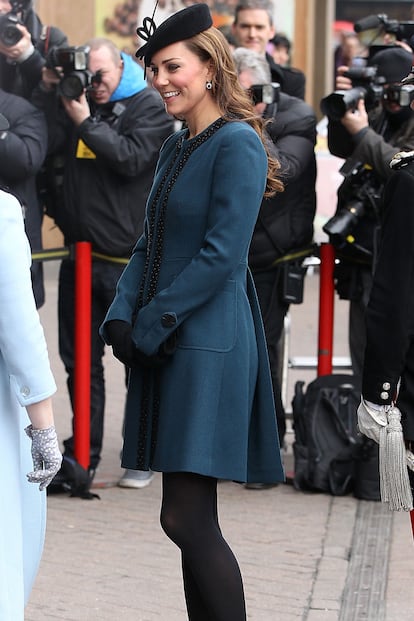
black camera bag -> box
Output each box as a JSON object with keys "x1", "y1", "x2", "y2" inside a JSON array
[{"x1": 292, "y1": 374, "x2": 380, "y2": 500}]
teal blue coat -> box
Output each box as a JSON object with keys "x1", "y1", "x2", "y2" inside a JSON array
[{"x1": 101, "y1": 118, "x2": 284, "y2": 484}]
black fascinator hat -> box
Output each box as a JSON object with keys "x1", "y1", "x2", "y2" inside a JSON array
[{"x1": 136, "y1": 3, "x2": 213, "y2": 67}]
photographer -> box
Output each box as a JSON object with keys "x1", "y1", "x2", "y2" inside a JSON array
[
  {"x1": 324, "y1": 46, "x2": 414, "y2": 380},
  {"x1": 0, "y1": 0, "x2": 67, "y2": 97},
  {"x1": 233, "y1": 47, "x2": 317, "y2": 462},
  {"x1": 33, "y1": 38, "x2": 174, "y2": 490}
]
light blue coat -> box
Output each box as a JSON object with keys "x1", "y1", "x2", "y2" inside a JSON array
[
  {"x1": 0, "y1": 190, "x2": 56, "y2": 619},
  {"x1": 101, "y1": 120, "x2": 284, "y2": 484}
]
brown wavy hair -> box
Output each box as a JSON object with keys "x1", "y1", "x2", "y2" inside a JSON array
[{"x1": 184, "y1": 27, "x2": 283, "y2": 198}]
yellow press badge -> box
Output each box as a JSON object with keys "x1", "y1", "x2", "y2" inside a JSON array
[{"x1": 76, "y1": 139, "x2": 96, "y2": 159}]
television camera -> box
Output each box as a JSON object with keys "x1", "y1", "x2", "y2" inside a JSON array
[{"x1": 353, "y1": 14, "x2": 414, "y2": 51}]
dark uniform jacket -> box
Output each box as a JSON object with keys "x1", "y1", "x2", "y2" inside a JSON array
[
  {"x1": 362, "y1": 154, "x2": 414, "y2": 440},
  {"x1": 249, "y1": 92, "x2": 317, "y2": 270}
]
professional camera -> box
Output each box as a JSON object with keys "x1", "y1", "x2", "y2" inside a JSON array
[
  {"x1": 354, "y1": 14, "x2": 414, "y2": 51},
  {"x1": 383, "y1": 84, "x2": 414, "y2": 107},
  {"x1": 323, "y1": 163, "x2": 382, "y2": 251},
  {"x1": 250, "y1": 82, "x2": 280, "y2": 105},
  {"x1": 320, "y1": 66, "x2": 384, "y2": 121},
  {"x1": 0, "y1": 0, "x2": 29, "y2": 47},
  {"x1": 323, "y1": 196, "x2": 366, "y2": 245},
  {"x1": 47, "y1": 46, "x2": 99, "y2": 99}
]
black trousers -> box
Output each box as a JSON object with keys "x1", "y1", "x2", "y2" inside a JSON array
[
  {"x1": 252, "y1": 266, "x2": 289, "y2": 445},
  {"x1": 58, "y1": 258, "x2": 125, "y2": 469}
]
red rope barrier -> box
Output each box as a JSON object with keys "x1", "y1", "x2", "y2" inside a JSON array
[
  {"x1": 74, "y1": 242, "x2": 92, "y2": 470},
  {"x1": 317, "y1": 243, "x2": 335, "y2": 376}
]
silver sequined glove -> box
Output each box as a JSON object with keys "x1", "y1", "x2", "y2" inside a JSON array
[{"x1": 25, "y1": 425, "x2": 63, "y2": 491}]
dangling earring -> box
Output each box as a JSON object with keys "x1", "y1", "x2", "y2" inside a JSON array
[{"x1": 206, "y1": 80, "x2": 213, "y2": 90}]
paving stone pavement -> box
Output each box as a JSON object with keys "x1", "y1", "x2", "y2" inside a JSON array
[{"x1": 24, "y1": 262, "x2": 414, "y2": 621}]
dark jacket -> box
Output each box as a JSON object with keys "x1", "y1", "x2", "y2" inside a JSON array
[
  {"x1": 0, "y1": 89, "x2": 47, "y2": 199},
  {"x1": 34, "y1": 86, "x2": 174, "y2": 257},
  {"x1": 0, "y1": 6, "x2": 67, "y2": 98},
  {"x1": 326, "y1": 106, "x2": 414, "y2": 274},
  {"x1": 266, "y1": 53, "x2": 306, "y2": 100},
  {"x1": 362, "y1": 156, "x2": 414, "y2": 439},
  {"x1": 248, "y1": 93, "x2": 317, "y2": 270},
  {"x1": 0, "y1": 89, "x2": 47, "y2": 306}
]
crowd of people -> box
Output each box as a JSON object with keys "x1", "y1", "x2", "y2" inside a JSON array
[{"x1": 3, "y1": 0, "x2": 414, "y2": 617}]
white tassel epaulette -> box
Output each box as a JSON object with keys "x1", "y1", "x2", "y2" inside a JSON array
[
  {"x1": 390, "y1": 150, "x2": 414, "y2": 170},
  {"x1": 379, "y1": 406, "x2": 413, "y2": 511}
]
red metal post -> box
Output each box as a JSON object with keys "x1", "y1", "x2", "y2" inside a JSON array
[
  {"x1": 74, "y1": 242, "x2": 92, "y2": 470},
  {"x1": 317, "y1": 243, "x2": 335, "y2": 376}
]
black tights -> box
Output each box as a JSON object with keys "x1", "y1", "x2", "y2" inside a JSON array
[{"x1": 160, "y1": 472, "x2": 246, "y2": 621}]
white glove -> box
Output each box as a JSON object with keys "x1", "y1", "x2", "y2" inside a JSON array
[
  {"x1": 357, "y1": 398, "x2": 388, "y2": 443},
  {"x1": 25, "y1": 425, "x2": 63, "y2": 491}
]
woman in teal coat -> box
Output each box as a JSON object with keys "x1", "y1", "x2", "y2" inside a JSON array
[{"x1": 101, "y1": 4, "x2": 284, "y2": 619}]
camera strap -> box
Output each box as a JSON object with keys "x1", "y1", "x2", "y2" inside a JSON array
[{"x1": 40, "y1": 25, "x2": 51, "y2": 54}]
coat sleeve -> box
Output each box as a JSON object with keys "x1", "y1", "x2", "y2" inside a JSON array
[
  {"x1": 352, "y1": 127, "x2": 402, "y2": 180},
  {"x1": 0, "y1": 191, "x2": 56, "y2": 406},
  {"x1": 131, "y1": 127, "x2": 268, "y2": 355},
  {"x1": 362, "y1": 167, "x2": 414, "y2": 404},
  {"x1": 100, "y1": 232, "x2": 148, "y2": 339}
]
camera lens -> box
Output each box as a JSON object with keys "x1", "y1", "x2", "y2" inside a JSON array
[
  {"x1": 323, "y1": 199, "x2": 365, "y2": 245},
  {"x1": 0, "y1": 23, "x2": 22, "y2": 47},
  {"x1": 59, "y1": 72, "x2": 88, "y2": 99},
  {"x1": 320, "y1": 87, "x2": 367, "y2": 121}
]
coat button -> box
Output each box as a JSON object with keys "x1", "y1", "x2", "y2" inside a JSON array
[
  {"x1": 380, "y1": 391, "x2": 389, "y2": 400},
  {"x1": 382, "y1": 382, "x2": 391, "y2": 390},
  {"x1": 161, "y1": 313, "x2": 176, "y2": 327},
  {"x1": 21, "y1": 386, "x2": 30, "y2": 397}
]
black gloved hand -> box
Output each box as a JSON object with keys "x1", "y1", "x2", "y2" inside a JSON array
[
  {"x1": 105, "y1": 320, "x2": 135, "y2": 367},
  {"x1": 106, "y1": 320, "x2": 177, "y2": 368}
]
